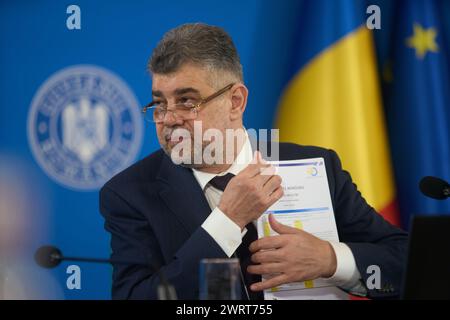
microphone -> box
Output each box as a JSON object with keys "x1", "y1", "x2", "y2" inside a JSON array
[
  {"x1": 34, "y1": 245, "x2": 177, "y2": 300},
  {"x1": 419, "y1": 176, "x2": 450, "y2": 200}
]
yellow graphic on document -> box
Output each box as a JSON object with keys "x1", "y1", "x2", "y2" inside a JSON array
[
  {"x1": 294, "y1": 220, "x2": 303, "y2": 230},
  {"x1": 263, "y1": 220, "x2": 271, "y2": 237},
  {"x1": 304, "y1": 280, "x2": 314, "y2": 288}
]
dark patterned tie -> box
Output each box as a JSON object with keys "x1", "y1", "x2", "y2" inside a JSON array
[{"x1": 209, "y1": 173, "x2": 264, "y2": 300}]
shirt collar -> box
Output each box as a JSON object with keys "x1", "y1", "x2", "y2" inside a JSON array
[{"x1": 192, "y1": 131, "x2": 253, "y2": 190}]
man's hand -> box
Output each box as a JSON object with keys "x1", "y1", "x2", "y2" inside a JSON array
[
  {"x1": 218, "y1": 152, "x2": 283, "y2": 229},
  {"x1": 247, "y1": 214, "x2": 337, "y2": 292}
]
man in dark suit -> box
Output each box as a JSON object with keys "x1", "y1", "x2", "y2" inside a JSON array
[{"x1": 100, "y1": 23, "x2": 408, "y2": 300}]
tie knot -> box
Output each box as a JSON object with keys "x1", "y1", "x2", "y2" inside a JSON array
[{"x1": 208, "y1": 173, "x2": 235, "y2": 191}]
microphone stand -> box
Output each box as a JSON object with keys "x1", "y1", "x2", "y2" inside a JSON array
[{"x1": 41, "y1": 247, "x2": 177, "y2": 300}]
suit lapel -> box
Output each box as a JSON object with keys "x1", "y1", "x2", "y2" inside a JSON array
[{"x1": 156, "y1": 154, "x2": 212, "y2": 235}]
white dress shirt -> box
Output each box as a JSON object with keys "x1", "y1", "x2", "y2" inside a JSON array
[{"x1": 193, "y1": 132, "x2": 366, "y2": 295}]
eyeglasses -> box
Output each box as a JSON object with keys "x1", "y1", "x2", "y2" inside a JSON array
[{"x1": 142, "y1": 83, "x2": 235, "y2": 123}]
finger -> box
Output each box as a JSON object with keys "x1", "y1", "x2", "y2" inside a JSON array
[
  {"x1": 266, "y1": 186, "x2": 284, "y2": 205},
  {"x1": 241, "y1": 157, "x2": 270, "y2": 179},
  {"x1": 269, "y1": 213, "x2": 303, "y2": 235},
  {"x1": 251, "y1": 249, "x2": 284, "y2": 264},
  {"x1": 252, "y1": 167, "x2": 277, "y2": 187},
  {"x1": 249, "y1": 150, "x2": 266, "y2": 164},
  {"x1": 247, "y1": 262, "x2": 284, "y2": 275},
  {"x1": 250, "y1": 274, "x2": 290, "y2": 292},
  {"x1": 259, "y1": 164, "x2": 277, "y2": 177},
  {"x1": 249, "y1": 235, "x2": 286, "y2": 253},
  {"x1": 261, "y1": 174, "x2": 282, "y2": 193}
]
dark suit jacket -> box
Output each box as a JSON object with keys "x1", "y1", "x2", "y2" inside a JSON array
[{"x1": 99, "y1": 142, "x2": 408, "y2": 300}]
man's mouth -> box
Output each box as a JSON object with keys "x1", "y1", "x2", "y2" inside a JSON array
[{"x1": 166, "y1": 135, "x2": 184, "y2": 147}]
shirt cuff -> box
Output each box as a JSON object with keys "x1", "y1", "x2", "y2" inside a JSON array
[
  {"x1": 323, "y1": 241, "x2": 367, "y2": 295},
  {"x1": 201, "y1": 207, "x2": 247, "y2": 257}
]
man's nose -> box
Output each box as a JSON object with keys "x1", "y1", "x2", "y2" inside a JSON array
[{"x1": 162, "y1": 110, "x2": 183, "y2": 127}]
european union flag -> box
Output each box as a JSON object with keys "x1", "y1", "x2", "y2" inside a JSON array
[{"x1": 386, "y1": 0, "x2": 450, "y2": 227}]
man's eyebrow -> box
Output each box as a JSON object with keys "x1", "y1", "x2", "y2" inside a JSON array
[
  {"x1": 174, "y1": 87, "x2": 201, "y2": 96},
  {"x1": 152, "y1": 87, "x2": 201, "y2": 98}
]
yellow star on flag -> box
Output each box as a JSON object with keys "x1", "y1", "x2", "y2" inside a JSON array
[{"x1": 406, "y1": 23, "x2": 439, "y2": 59}]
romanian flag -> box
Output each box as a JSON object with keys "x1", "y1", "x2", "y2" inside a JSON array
[{"x1": 275, "y1": 0, "x2": 400, "y2": 226}]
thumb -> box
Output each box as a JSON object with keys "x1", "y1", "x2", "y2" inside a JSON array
[
  {"x1": 252, "y1": 150, "x2": 267, "y2": 164},
  {"x1": 268, "y1": 213, "x2": 300, "y2": 235}
]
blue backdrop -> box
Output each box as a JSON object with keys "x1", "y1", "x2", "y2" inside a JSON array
[{"x1": 0, "y1": 0, "x2": 303, "y2": 299}]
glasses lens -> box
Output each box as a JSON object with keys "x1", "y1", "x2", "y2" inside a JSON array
[
  {"x1": 142, "y1": 108, "x2": 153, "y2": 123},
  {"x1": 143, "y1": 104, "x2": 197, "y2": 123},
  {"x1": 152, "y1": 107, "x2": 166, "y2": 123},
  {"x1": 174, "y1": 103, "x2": 197, "y2": 120}
]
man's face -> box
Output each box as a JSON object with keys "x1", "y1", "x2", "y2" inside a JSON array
[{"x1": 152, "y1": 64, "x2": 233, "y2": 168}]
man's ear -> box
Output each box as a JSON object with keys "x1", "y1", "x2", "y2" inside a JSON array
[{"x1": 229, "y1": 84, "x2": 248, "y2": 121}]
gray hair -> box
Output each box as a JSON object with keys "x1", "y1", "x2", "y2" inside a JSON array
[{"x1": 148, "y1": 23, "x2": 243, "y2": 84}]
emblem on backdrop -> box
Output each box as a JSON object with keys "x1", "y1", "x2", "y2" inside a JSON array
[{"x1": 27, "y1": 65, "x2": 143, "y2": 190}]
